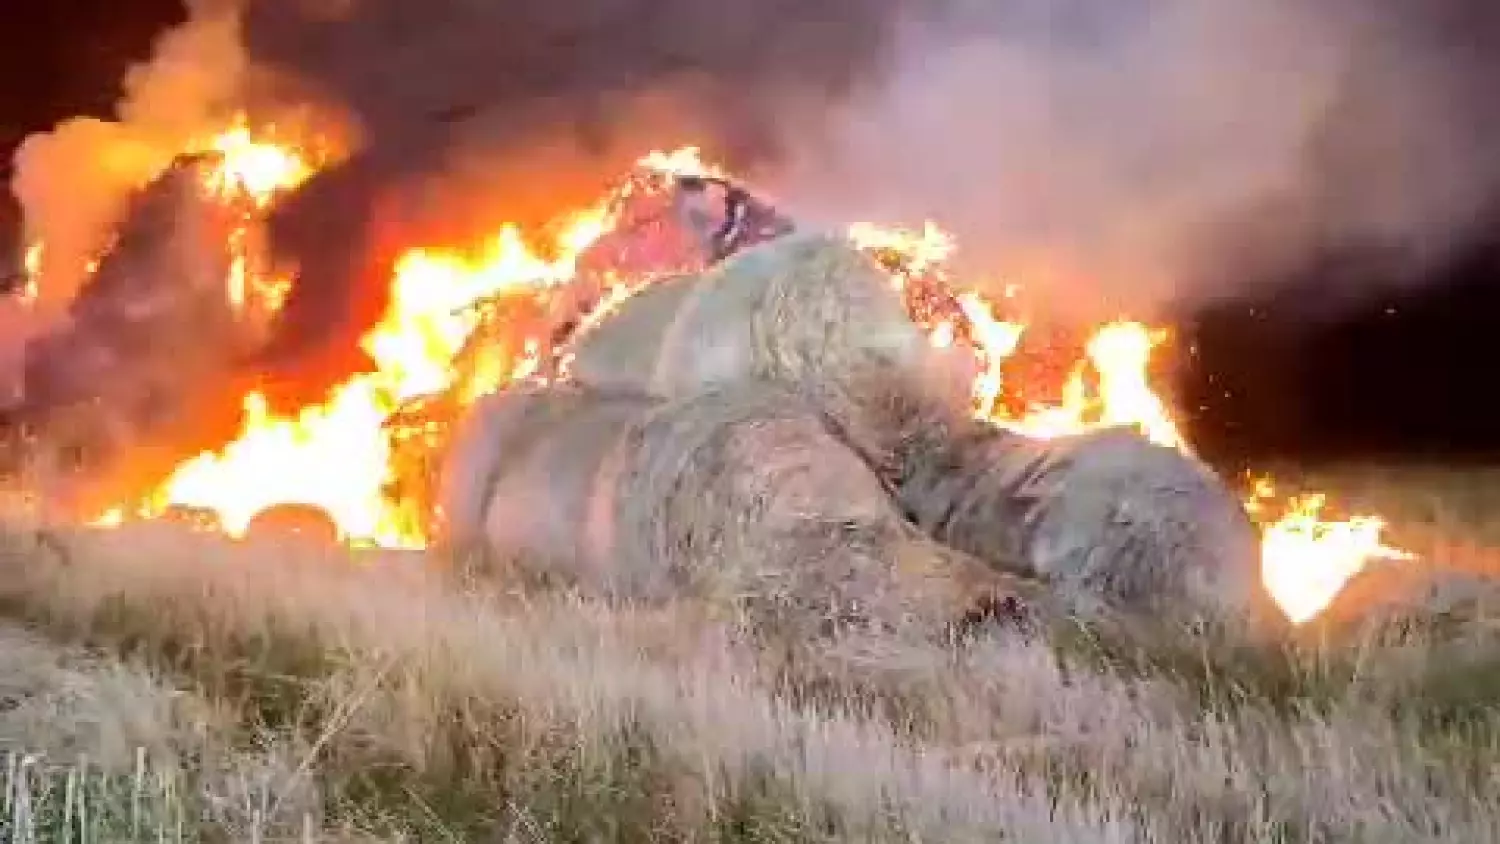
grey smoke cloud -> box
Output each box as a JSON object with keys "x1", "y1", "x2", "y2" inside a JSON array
[
  {"x1": 10, "y1": 0, "x2": 1499, "y2": 364},
  {"x1": 234, "y1": 0, "x2": 915, "y2": 367},
  {"x1": 757, "y1": 0, "x2": 1500, "y2": 323}
]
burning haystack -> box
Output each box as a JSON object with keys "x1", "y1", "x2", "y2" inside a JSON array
[
  {"x1": 566, "y1": 229, "x2": 974, "y2": 438},
  {"x1": 3, "y1": 118, "x2": 1406, "y2": 637},
  {"x1": 436, "y1": 190, "x2": 1279, "y2": 642}
]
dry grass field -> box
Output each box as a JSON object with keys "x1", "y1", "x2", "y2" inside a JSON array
[{"x1": 0, "y1": 467, "x2": 1498, "y2": 843}]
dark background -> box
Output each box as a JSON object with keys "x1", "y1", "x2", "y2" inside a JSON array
[{"x1": 2, "y1": 0, "x2": 1496, "y2": 467}]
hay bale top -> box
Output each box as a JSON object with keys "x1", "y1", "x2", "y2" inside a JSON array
[
  {"x1": 566, "y1": 230, "x2": 940, "y2": 403},
  {"x1": 702, "y1": 229, "x2": 927, "y2": 378}
]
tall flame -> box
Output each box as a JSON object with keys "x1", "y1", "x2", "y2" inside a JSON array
[
  {"x1": 152, "y1": 384, "x2": 403, "y2": 544},
  {"x1": 143, "y1": 160, "x2": 620, "y2": 547},
  {"x1": 197, "y1": 117, "x2": 317, "y2": 320}
]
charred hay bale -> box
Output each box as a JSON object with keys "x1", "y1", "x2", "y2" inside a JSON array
[
  {"x1": 23, "y1": 154, "x2": 244, "y2": 413},
  {"x1": 896, "y1": 421, "x2": 1284, "y2": 640},
  {"x1": 437, "y1": 381, "x2": 1020, "y2": 635},
  {"x1": 15, "y1": 153, "x2": 271, "y2": 514},
  {"x1": 566, "y1": 231, "x2": 969, "y2": 413}
]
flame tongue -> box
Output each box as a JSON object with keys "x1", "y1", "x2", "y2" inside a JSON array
[
  {"x1": 201, "y1": 119, "x2": 315, "y2": 206},
  {"x1": 1249, "y1": 484, "x2": 1414, "y2": 624},
  {"x1": 136, "y1": 136, "x2": 631, "y2": 546},
  {"x1": 66, "y1": 133, "x2": 1403, "y2": 624},
  {"x1": 156, "y1": 385, "x2": 405, "y2": 545}
]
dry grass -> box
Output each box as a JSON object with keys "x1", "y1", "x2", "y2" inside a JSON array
[{"x1": 0, "y1": 469, "x2": 1497, "y2": 842}]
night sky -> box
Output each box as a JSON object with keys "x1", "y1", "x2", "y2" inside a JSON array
[{"x1": 3, "y1": 0, "x2": 1497, "y2": 466}]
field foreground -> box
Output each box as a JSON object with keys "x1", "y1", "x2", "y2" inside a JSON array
[{"x1": 1, "y1": 469, "x2": 1499, "y2": 842}]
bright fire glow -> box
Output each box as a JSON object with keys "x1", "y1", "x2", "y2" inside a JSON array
[
  {"x1": 365, "y1": 211, "x2": 609, "y2": 402},
  {"x1": 151, "y1": 385, "x2": 410, "y2": 545},
  {"x1": 201, "y1": 119, "x2": 315, "y2": 207},
  {"x1": 637, "y1": 146, "x2": 725, "y2": 180},
  {"x1": 142, "y1": 177, "x2": 618, "y2": 547},
  {"x1": 61, "y1": 129, "x2": 1407, "y2": 624},
  {"x1": 20, "y1": 243, "x2": 42, "y2": 303},
  {"x1": 1249, "y1": 480, "x2": 1414, "y2": 624},
  {"x1": 17, "y1": 115, "x2": 319, "y2": 312},
  {"x1": 196, "y1": 118, "x2": 317, "y2": 317}
]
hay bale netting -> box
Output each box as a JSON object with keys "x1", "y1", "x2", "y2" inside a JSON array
[
  {"x1": 565, "y1": 231, "x2": 972, "y2": 413},
  {"x1": 437, "y1": 381, "x2": 1022, "y2": 635},
  {"x1": 896, "y1": 421, "x2": 1284, "y2": 640}
]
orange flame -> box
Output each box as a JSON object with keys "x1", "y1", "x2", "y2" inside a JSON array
[
  {"x1": 150, "y1": 384, "x2": 409, "y2": 545},
  {"x1": 196, "y1": 118, "x2": 317, "y2": 320},
  {"x1": 1247, "y1": 479, "x2": 1413, "y2": 624},
  {"x1": 142, "y1": 170, "x2": 618, "y2": 546},
  {"x1": 365, "y1": 210, "x2": 610, "y2": 402},
  {"x1": 201, "y1": 119, "x2": 314, "y2": 207},
  {"x1": 20, "y1": 243, "x2": 43, "y2": 303},
  {"x1": 637, "y1": 146, "x2": 726, "y2": 180}
]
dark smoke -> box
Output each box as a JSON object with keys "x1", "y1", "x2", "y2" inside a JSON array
[
  {"x1": 238, "y1": 0, "x2": 919, "y2": 379},
  {"x1": 12, "y1": 0, "x2": 1499, "y2": 404}
]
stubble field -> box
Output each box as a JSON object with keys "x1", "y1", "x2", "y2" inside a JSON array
[{"x1": 0, "y1": 465, "x2": 1497, "y2": 843}]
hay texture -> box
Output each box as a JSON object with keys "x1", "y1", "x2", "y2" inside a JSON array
[
  {"x1": 895, "y1": 420, "x2": 1282, "y2": 639},
  {"x1": 566, "y1": 231, "x2": 969, "y2": 412},
  {"x1": 437, "y1": 381, "x2": 1017, "y2": 635}
]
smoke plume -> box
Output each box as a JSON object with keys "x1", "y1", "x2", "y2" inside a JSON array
[
  {"x1": 235, "y1": 0, "x2": 913, "y2": 370},
  {"x1": 11, "y1": 0, "x2": 1500, "y2": 368},
  {"x1": 758, "y1": 0, "x2": 1500, "y2": 323}
]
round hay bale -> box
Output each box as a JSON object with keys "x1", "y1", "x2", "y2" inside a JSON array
[
  {"x1": 566, "y1": 231, "x2": 968, "y2": 412},
  {"x1": 244, "y1": 503, "x2": 341, "y2": 546},
  {"x1": 897, "y1": 421, "x2": 1283, "y2": 640},
  {"x1": 437, "y1": 381, "x2": 1018, "y2": 635}
]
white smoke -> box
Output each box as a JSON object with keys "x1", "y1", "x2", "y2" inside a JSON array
[{"x1": 760, "y1": 0, "x2": 1500, "y2": 324}]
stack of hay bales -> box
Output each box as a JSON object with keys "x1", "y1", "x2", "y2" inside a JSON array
[
  {"x1": 438, "y1": 380, "x2": 1016, "y2": 636},
  {"x1": 439, "y1": 230, "x2": 1283, "y2": 642}
]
